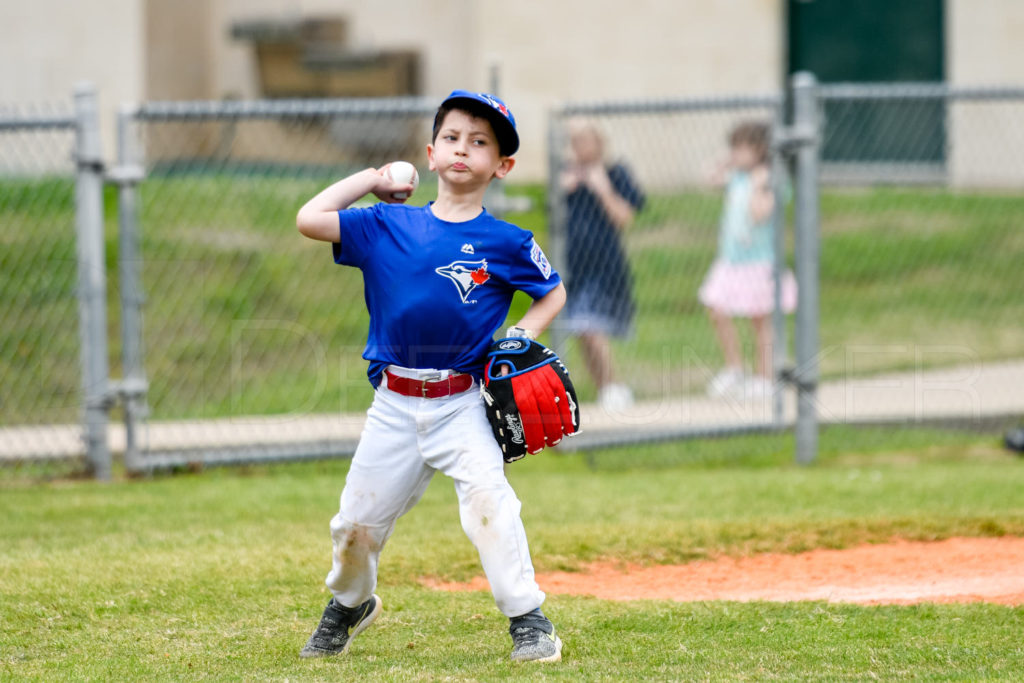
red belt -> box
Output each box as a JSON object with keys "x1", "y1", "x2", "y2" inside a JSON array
[{"x1": 384, "y1": 370, "x2": 474, "y2": 398}]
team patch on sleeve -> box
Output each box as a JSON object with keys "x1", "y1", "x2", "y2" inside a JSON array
[{"x1": 529, "y1": 239, "x2": 553, "y2": 279}]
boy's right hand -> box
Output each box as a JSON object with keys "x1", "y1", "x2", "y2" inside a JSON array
[
  {"x1": 296, "y1": 165, "x2": 416, "y2": 243},
  {"x1": 370, "y1": 164, "x2": 416, "y2": 204}
]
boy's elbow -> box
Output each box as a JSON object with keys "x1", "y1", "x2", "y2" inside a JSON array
[
  {"x1": 296, "y1": 208, "x2": 327, "y2": 240},
  {"x1": 551, "y1": 281, "x2": 568, "y2": 309},
  {"x1": 296, "y1": 209, "x2": 314, "y2": 237}
]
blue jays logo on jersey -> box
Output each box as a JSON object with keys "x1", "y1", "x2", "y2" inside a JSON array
[{"x1": 435, "y1": 259, "x2": 492, "y2": 304}]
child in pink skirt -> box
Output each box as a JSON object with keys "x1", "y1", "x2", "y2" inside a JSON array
[{"x1": 699, "y1": 121, "x2": 797, "y2": 400}]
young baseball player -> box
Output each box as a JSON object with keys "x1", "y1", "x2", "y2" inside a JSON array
[{"x1": 295, "y1": 90, "x2": 566, "y2": 663}]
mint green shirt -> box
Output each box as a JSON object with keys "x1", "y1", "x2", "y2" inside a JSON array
[{"x1": 718, "y1": 171, "x2": 774, "y2": 264}]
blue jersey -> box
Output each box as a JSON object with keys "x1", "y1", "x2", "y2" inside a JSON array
[{"x1": 333, "y1": 203, "x2": 561, "y2": 385}]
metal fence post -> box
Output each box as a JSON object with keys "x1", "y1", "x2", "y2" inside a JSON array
[
  {"x1": 112, "y1": 105, "x2": 149, "y2": 474},
  {"x1": 73, "y1": 82, "x2": 112, "y2": 480},
  {"x1": 791, "y1": 72, "x2": 821, "y2": 465},
  {"x1": 482, "y1": 63, "x2": 508, "y2": 220},
  {"x1": 546, "y1": 110, "x2": 569, "y2": 355},
  {"x1": 770, "y1": 107, "x2": 789, "y2": 425}
]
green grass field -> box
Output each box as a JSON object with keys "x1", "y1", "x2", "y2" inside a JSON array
[
  {"x1": 3, "y1": 426, "x2": 1024, "y2": 680},
  {"x1": 4, "y1": 176, "x2": 1024, "y2": 426}
]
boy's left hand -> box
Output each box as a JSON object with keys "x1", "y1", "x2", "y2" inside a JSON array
[{"x1": 480, "y1": 338, "x2": 580, "y2": 462}]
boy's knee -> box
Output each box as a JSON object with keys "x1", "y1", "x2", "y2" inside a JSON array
[
  {"x1": 330, "y1": 517, "x2": 388, "y2": 554},
  {"x1": 459, "y1": 484, "x2": 521, "y2": 536}
]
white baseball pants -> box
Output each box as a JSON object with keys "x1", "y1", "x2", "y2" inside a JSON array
[{"x1": 325, "y1": 367, "x2": 546, "y2": 618}]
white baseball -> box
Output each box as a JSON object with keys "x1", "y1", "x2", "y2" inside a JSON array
[{"x1": 386, "y1": 160, "x2": 419, "y2": 199}]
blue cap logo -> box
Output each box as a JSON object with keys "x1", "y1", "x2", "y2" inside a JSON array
[{"x1": 439, "y1": 89, "x2": 519, "y2": 155}]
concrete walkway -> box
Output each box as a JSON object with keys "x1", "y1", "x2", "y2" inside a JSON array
[{"x1": 4, "y1": 360, "x2": 1023, "y2": 463}]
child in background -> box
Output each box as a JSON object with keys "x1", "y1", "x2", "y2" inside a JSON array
[
  {"x1": 560, "y1": 119, "x2": 645, "y2": 411},
  {"x1": 699, "y1": 121, "x2": 797, "y2": 400}
]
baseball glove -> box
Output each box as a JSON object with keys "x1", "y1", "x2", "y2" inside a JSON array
[{"x1": 480, "y1": 337, "x2": 580, "y2": 462}]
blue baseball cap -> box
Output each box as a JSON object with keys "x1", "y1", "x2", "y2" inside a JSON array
[{"x1": 436, "y1": 89, "x2": 519, "y2": 156}]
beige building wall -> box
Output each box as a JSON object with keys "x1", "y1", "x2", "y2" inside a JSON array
[
  {"x1": 948, "y1": 0, "x2": 1024, "y2": 86},
  {"x1": 947, "y1": 0, "x2": 1024, "y2": 187},
  {"x1": 1, "y1": 0, "x2": 143, "y2": 101},
  {"x1": 206, "y1": 0, "x2": 783, "y2": 179},
  {"x1": 4, "y1": 0, "x2": 1024, "y2": 182},
  {"x1": 0, "y1": 0, "x2": 144, "y2": 162},
  {"x1": 146, "y1": 0, "x2": 217, "y2": 101},
  {"x1": 474, "y1": 0, "x2": 784, "y2": 179}
]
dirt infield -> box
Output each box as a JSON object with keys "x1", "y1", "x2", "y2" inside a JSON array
[{"x1": 424, "y1": 536, "x2": 1024, "y2": 606}]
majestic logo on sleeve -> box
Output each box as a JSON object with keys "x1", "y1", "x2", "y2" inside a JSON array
[{"x1": 435, "y1": 259, "x2": 491, "y2": 304}]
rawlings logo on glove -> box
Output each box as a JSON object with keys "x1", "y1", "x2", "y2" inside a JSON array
[
  {"x1": 480, "y1": 338, "x2": 580, "y2": 462},
  {"x1": 504, "y1": 414, "x2": 526, "y2": 445}
]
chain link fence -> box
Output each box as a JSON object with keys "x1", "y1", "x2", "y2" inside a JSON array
[
  {"x1": 118, "y1": 98, "x2": 442, "y2": 470},
  {"x1": 546, "y1": 94, "x2": 802, "y2": 451},
  {"x1": 549, "y1": 82, "x2": 1024, "y2": 453},
  {"x1": 813, "y1": 84, "x2": 1024, "y2": 429},
  {"x1": 4, "y1": 80, "x2": 1023, "y2": 477},
  {"x1": 0, "y1": 92, "x2": 97, "y2": 477}
]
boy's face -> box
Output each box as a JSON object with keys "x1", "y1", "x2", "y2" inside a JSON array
[{"x1": 427, "y1": 109, "x2": 514, "y2": 188}]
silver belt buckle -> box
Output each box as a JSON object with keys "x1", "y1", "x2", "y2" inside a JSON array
[{"x1": 422, "y1": 371, "x2": 444, "y2": 397}]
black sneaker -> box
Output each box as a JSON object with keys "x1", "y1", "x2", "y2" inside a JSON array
[
  {"x1": 299, "y1": 595, "x2": 382, "y2": 658},
  {"x1": 509, "y1": 608, "x2": 562, "y2": 662}
]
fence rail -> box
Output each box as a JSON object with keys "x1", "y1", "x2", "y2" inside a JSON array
[
  {"x1": 0, "y1": 114, "x2": 77, "y2": 131},
  {"x1": 556, "y1": 94, "x2": 781, "y2": 116},
  {"x1": 135, "y1": 96, "x2": 438, "y2": 119},
  {"x1": 817, "y1": 83, "x2": 1024, "y2": 101},
  {"x1": 1, "y1": 84, "x2": 109, "y2": 477},
  {"x1": 4, "y1": 77, "x2": 1024, "y2": 478}
]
